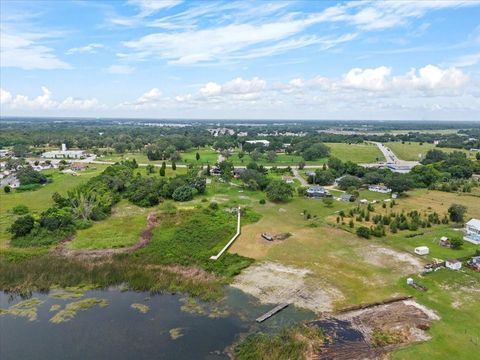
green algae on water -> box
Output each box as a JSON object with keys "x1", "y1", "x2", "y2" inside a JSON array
[
  {"x1": 130, "y1": 303, "x2": 150, "y2": 314},
  {"x1": 49, "y1": 304, "x2": 61, "y2": 312},
  {"x1": 0, "y1": 298, "x2": 44, "y2": 321},
  {"x1": 49, "y1": 298, "x2": 109, "y2": 324},
  {"x1": 169, "y1": 328, "x2": 184, "y2": 340}
]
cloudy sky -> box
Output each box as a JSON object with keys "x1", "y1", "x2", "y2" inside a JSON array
[{"x1": 1, "y1": 0, "x2": 479, "y2": 120}]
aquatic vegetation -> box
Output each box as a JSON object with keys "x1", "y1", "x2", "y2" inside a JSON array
[
  {"x1": 0, "y1": 298, "x2": 44, "y2": 321},
  {"x1": 169, "y1": 327, "x2": 184, "y2": 340},
  {"x1": 130, "y1": 303, "x2": 149, "y2": 314},
  {"x1": 180, "y1": 297, "x2": 229, "y2": 318},
  {"x1": 49, "y1": 304, "x2": 61, "y2": 312},
  {"x1": 49, "y1": 298, "x2": 109, "y2": 324}
]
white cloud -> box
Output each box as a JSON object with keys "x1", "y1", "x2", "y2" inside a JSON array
[
  {"x1": 1, "y1": 87, "x2": 102, "y2": 110},
  {"x1": 128, "y1": 0, "x2": 183, "y2": 16},
  {"x1": 222, "y1": 77, "x2": 266, "y2": 94},
  {"x1": 106, "y1": 64, "x2": 135, "y2": 74},
  {"x1": 0, "y1": 32, "x2": 71, "y2": 70},
  {"x1": 392, "y1": 65, "x2": 468, "y2": 91},
  {"x1": 199, "y1": 82, "x2": 222, "y2": 97},
  {"x1": 449, "y1": 52, "x2": 480, "y2": 68},
  {"x1": 66, "y1": 43, "x2": 104, "y2": 55},
  {"x1": 343, "y1": 66, "x2": 391, "y2": 91}
]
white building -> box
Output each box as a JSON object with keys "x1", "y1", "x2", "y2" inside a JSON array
[
  {"x1": 414, "y1": 246, "x2": 429, "y2": 255},
  {"x1": 464, "y1": 219, "x2": 480, "y2": 245},
  {"x1": 245, "y1": 140, "x2": 270, "y2": 147},
  {"x1": 445, "y1": 259, "x2": 462, "y2": 270},
  {"x1": 368, "y1": 184, "x2": 392, "y2": 193},
  {"x1": 42, "y1": 143, "x2": 86, "y2": 159}
]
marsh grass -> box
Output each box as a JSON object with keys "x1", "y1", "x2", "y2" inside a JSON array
[{"x1": 49, "y1": 298, "x2": 109, "y2": 323}]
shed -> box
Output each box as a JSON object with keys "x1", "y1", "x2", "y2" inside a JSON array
[
  {"x1": 445, "y1": 259, "x2": 462, "y2": 271},
  {"x1": 439, "y1": 236, "x2": 450, "y2": 247},
  {"x1": 359, "y1": 199, "x2": 369, "y2": 205},
  {"x1": 414, "y1": 246, "x2": 429, "y2": 255}
]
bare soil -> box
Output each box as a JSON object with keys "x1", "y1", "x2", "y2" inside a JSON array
[
  {"x1": 231, "y1": 262, "x2": 344, "y2": 312},
  {"x1": 53, "y1": 212, "x2": 159, "y2": 259}
]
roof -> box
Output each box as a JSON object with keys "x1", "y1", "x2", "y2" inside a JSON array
[
  {"x1": 446, "y1": 259, "x2": 460, "y2": 264},
  {"x1": 415, "y1": 246, "x2": 429, "y2": 251},
  {"x1": 466, "y1": 219, "x2": 480, "y2": 228}
]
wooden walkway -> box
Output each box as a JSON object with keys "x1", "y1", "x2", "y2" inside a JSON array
[
  {"x1": 210, "y1": 207, "x2": 241, "y2": 260},
  {"x1": 256, "y1": 303, "x2": 289, "y2": 323}
]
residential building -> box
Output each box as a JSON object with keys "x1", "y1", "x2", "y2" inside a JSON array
[
  {"x1": 464, "y1": 219, "x2": 480, "y2": 245},
  {"x1": 368, "y1": 184, "x2": 392, "y2": 193},
  {"x1": 445, "y1": 259, "x2": 462, "y2": 270},
  {"x1": 306, "y1": 185, "x2": 330, "y2": 198},
  {"x1": 245, "y1": 140, "x2": 270, "y2": 147}
]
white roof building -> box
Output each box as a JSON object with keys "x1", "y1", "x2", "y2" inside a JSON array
[
  {"x1": 464, "y1": 219, "x2": 480, "y2": 245},
  {"x1": 414, "y1": 246, "x2": 429, "y2": 255},
  {"x1": 245, "y1": 140, "x2": 270, "y2": 147},
  {"x1": 446, "y1": 259, "x2": 462, "y2": 270}
]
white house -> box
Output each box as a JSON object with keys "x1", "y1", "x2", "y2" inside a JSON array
[
  {"x1": 245, "y1": 140, "x2": 270, "y2": 147},
  {"x1": 307, "y1": 185, "x2": 330, "y2": 198},
  {"x1": 445, "y1": 259, "x2": 462, "y2": 270},
  {"x1": 368, "y1": 184, "x2": 392, "y2": 193},
  {"x1": 464, "y1": 219, "x2": 480, "y2": 245},
  {"x1": 414, "y1": 246, "x2": 429, "y2": 255}
]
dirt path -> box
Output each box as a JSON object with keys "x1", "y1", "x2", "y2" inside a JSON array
[{"x1": 53, "y1": 212, "x2": 159, "y2": 259}]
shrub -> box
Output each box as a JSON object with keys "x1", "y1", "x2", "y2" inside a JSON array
[
  {"x1": 259, "y1": 199, "x2": 266, "y2": 205},
  {"x1": 450, "y1": 237, "x2": 464, "y2": 249},
  {"x1": 356, "y1": 226, "x2": 371, "y2": 239},
  {"x1": 209, "y1": 202, "x2": 219, "y2": 210},
  {"x1": 12, "y1": 204, "x2": 29, "y2": 215},
  {"x1": 9, "y1": 215, "x2": 35, "y2": 238},
  {"x1": 265, "y1": 180, "x2": 293, "y2": 202},
  {"x1": 172, "y1": 185, "x2": 195, "y2": 202},
  {"x1": 4, "y1": 186, "x2": 11, "y2": 193}
]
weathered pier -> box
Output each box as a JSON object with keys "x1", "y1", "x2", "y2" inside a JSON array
[{"x1": 256, "y1": 303, "x2": 289, "y2": 323}]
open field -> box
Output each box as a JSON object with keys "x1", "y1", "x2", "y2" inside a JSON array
[
  {"x1": 67, "y1": 201, "x2": 149, "y2": 250},
  {"x1": 326, "y1": 142, "x2": 383, "y2": 163},
  {"x1": 385, "y1": 142, "x2": 473, "y2": 161},
  {"x1": 0, "y1": 165, "x2": 108, "y2": 249}
]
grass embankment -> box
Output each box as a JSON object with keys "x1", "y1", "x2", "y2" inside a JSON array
[
  {"x1": 0, "y1": 205, "x2": 261, "y2": 300},
  {"x1": 326, "y1": 142, "x2": 383, "y2": 163},
  {"x1": 234, "y1": 325, "x2": 324, "y2": 360}
]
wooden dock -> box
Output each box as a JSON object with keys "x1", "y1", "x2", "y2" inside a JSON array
[{"x1": 256, "y1": 303, "x2": 289, "y2": 323}]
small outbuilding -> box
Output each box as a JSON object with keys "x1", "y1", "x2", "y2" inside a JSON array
[
  {"x1": 359, "y1": 199, "x2": 369, "y2": 205},
  {"x1": 414, "y1": 246, "x2": 429, "y2": 255},
  {"x1": 439, "y1": 236, "x2": 450, "y2": 247},
  {"x1": 445, "y1": 259, "x2": 462, "y2": 271}
]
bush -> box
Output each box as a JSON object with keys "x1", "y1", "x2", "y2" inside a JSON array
[
  {"x1": 172, "y1": 185, "x2": 195, "y2": 202},
  {"x1": 12, "y1": 204, "x2": 29, "y2": 215},
  {"x1": 450, "y1": 237, "x2": 464, "y2": 249},
  {"x1": 259, "y1": 199, "x2": 266, "y2": 205},
  {"x1": 3, "y1": 185, "x2": 11, "y2": 193},
  {"x1": 356, "y1": 226, "x2": 371, "y2": 239},
  {"x1": 265, "y1": 180, "x2": 293, "y2": 202},
  {"x1": 9, "y1": 215, "x2": 35, "y2": 238},
  {"x1": 209, "y1": 202, "x2": 219, "y2": 210}
]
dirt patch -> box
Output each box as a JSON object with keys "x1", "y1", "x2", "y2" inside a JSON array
[
  {"x1": 231, "y1": 262, "x2": 344, "y2": 313},
  {"x1": 53, "y1": 212, "x2": 159, "y2": 259},
  {"x1": 358, "y1": 244, "x2": 424, "y2": 273},
  {"x1": 313, "y1": 299, "x2": 439, "y2": 359}
]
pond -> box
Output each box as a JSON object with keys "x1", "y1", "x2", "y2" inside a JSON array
[{"x1": 0, "y1": 287, "x2": 314, "y2": 360}]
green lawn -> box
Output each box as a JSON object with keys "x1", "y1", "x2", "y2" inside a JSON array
[
  {"x1": 326, "y1": 142, "x2": 383, "y2": 163},
  {"x1": 385, "y1": 142, "x2": 473, "y2": 161},
  {"x1": 67, "y1": 201, "x2": 149, "y2": 250},
  {"x1": 0, "y1": 165, "x2": 107, "y2": 248}
]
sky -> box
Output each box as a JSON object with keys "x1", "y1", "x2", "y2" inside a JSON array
[{"x1": 1, "y1": 0, "x2": 480, "y2": 121}]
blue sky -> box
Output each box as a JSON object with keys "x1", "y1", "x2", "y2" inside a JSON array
[{"x1": 1, "y1": 0, "x2": 479, "y2": 120}]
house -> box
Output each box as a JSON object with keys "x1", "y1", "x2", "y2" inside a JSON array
[
  {"x1": 466, "y1": 256, "x2": 480, "y2": 271},
  {"x1": 305, "y1": 171, "x2": 316, "y2": 177},
  {"x1": 233, "y1": 168, "x2": 246, "y2": 177},
  {"x1": 211, "y1": 166, "x2": 221, "y2": 176},
  {"x1": 439, "y1": 236, "x2": 450, "y2": 247},
  {"x1": 445, "y1": 259, "x2": 462, "y2": 270},
  {"x1": 245, "y1": 140, "x2": 270, "y2": 147},
  {"x1": 368, "y1": 184, "x2": 392, "y2": 193},
  {"x1": 282, "y1": 176, "x2": 294, "y2": 184},
  {"x1": 464, "y1": 219, "x2": 480, "y2": 245},
  {"x1": 414, "y1": 246, "x2": 429, "y2": 255},
  {"x1": 306, "y1": 185, "x2": 331, "y2": 198},
  {"x1": 71, "y1": 163, "x2": 88, "y2": 171},
  {"x1": 340, "y1": 194, "x2": 355, "y2": 202}
]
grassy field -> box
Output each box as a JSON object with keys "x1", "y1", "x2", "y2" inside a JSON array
[
  {"x1": 385, "y1": 142, "x2": 473, "y2": 161},
  {"x1": 67, "y1": 201, "x2": 149, "y2": 250},
  {"x1": 326, "y1": 142, "x2": 383, "y2": 163},
  {"x1": 0, "y1": 165, "x2": 108, "y2": 249}
]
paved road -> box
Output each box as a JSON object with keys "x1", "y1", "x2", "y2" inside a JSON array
[
  {"x1": 292, "y1": 168, "x2": 308, "y2": 186},
  {"x1": 366, "y1": 141, "x2": 420, "y2": 171}
]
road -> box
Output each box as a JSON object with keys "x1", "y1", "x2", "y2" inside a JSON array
[
  {"x1": 365, "y1": 142, "x2": 420, "y2": 172},
  {"x1": 292, "y1": 168, "x2": 308, "y2": 186}
]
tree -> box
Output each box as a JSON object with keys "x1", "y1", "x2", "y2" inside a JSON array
[
  {"x1": 312, "y1": 170, "x2": 334, "y2": 185},
  {"x1": 172, "y1": 161, "x2": 177, "y2": 171},
  {"x1": 146, "y1": 164, "x2": 155, "y2": 174},
  {"x1": 302, "y1": 143, "x2": 330, "y2": 161},
  {"x1": 4, "y1": 185, "x2": 11, "y2": 193},
  {"x1": 251, "y1": 149, "x2": 262, "y2": 162},
  {"x1": 16, "y1": 166, "x2": 47, "y2": 185},
  {"x1": 196, "y1": 152, "x2": 200, "y2": 161},
  {"x1": 172, "y1": 185, "x2": 195, "y2": 202},
  {"x1": 322, "y1": 198, "x2": 334, "y2": 207},
  {"x1": 9, "y1": 215, "x2": 35, "y2": 238},
  {"x1": 421, "y1": 149, "x2": 447, "y2": 165},
  {"x1": 12, "y1": 144, "x2": 29, "y2": 157},
  {"x1": 448, "y1": 204, "x2": 467, "y2": 223},
  {"x1": 171, "y1": 151, "x2": 182, "y2": 162},
  {"x1": 356, "y1": 226, "x2": 371, "y2": 239},
  {"x1": 219, "y1": 161, "x2": 234, "y2": 182},
  {"x1": 450, "y1": 237, "x2": 464, "y2": 249},
  {"x1": 337, "y1": 175, "x2": 362, "y2": 190},
  {"x1": 385, "y1": 173, "x2": 414, "y2": 194},
  {"x1": 266, "y1": 151, "x2": 277, "y2": 163},
  {"x1": 265, "y1": 180, "x2": 293, "y2": 202},
  {"x1": 159, "y1": 163, "x2": 166, "y2": 177},
  {"x1": 206, "y1": 164, "x2": 211, "y2": 176},
  {"x1": 40, "y1": 208, "x2": 74, "y2": 231}
]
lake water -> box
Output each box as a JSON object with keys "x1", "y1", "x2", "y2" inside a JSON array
[{"x1": 0, "y1": 287, "x2": 314, "y2": 359}]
